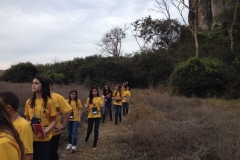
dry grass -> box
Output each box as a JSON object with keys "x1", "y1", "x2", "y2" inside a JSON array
[{"x1": 1, "y1": 82, "x2": 240, "y2": 159}]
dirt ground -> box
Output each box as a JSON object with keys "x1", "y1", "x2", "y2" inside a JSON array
[{"x1": 58, "y1": 113, "x2": 130, "y2": 160}]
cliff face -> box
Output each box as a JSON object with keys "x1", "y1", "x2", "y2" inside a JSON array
[{"x1": 188, "y1": 0, "x2": 224, "y2": 30}]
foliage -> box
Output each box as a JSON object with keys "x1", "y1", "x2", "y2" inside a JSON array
[
  {"x1": 2, "y1": 62, "x2": 38, "y2": 83},
  {"x1": 132, "y1": 16, "x2": 181, "y2": 50},
  {"x1": 171, "y1": 57, "x2": 227, "y2": 97},
  {"x1": 45, "y1": 70, "x2": 65, "y2": 84}
]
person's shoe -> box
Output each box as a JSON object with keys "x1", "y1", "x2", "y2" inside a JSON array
[
  {"x1": 102, "y1": 121, "x2": 105, "y2": 123},
  {"x1": 119, "y1": 117, "x2": 122, "y2": 122},
  {"x1": 71, "y1": 146, "x2": 76, "y2": 153},
  {"x1": 92, "y1": 144, "x2": 97, "y2": 150},
  {"x1": 115, "y1": 121, "x2": 118, "y2": 125},
  {"x1": 66, "y1": 143, "x2": 72, "y2": 150},
  {"x1": 85, "y1": 136, "x2": 88, "y2": 142},
  {"x1": 110, "y1": 118, "x2": 113, "y2": 121}
]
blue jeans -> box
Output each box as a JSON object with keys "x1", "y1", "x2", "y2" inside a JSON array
[
  {"x1": 122, "y1": 102, "x2": 129, "y2": 115},
  {"x1": 102, "y1": 103, "x2": 112, "y2": 122},
  {"x1": 85, "y1": 118, "x2": 101, "y2": 145},
  {"x1": 114, "y1": 105, "x2": 122, "y2": 124},
  {"x1": 33, "y1": 141, "x2": 51, "y2": 160},
  {"x1": 67, "y1": 121, "x2": 78, "y2": 146}
]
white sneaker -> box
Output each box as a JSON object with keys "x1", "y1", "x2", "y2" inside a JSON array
[
  {"x1": 72, "y1": 146, "x2": 77, "y2": 153},
  {"x1": 66, "y1": 143, "x2": 72, "y2": 150}
]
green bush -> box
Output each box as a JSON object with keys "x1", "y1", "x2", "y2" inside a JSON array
[
  {"x1": 2, "y1": 62, "x2": 38, "y2": 83},
  {"x1": 170, "y1": 57, "x2": 227, "y2": 98}
]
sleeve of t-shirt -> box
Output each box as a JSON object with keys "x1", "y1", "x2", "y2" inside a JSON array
[
  {"x1": 77, "y1": 99, "x2": 83, "y2": 109},
  {"x1": 59, "y1": 96, "x2": 72, "y2": 114}
]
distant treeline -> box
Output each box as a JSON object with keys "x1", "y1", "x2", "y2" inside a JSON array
[{"x1": 2, "y1": 25, "x2": 240, "y2": 99}]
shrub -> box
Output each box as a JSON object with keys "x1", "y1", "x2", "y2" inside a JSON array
[{"x1": 170, "y1": 57, "x2": 227, "y2": 98}]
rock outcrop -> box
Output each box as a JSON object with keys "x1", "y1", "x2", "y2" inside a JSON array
[{"x1": 188, "y1": 0, "x2": 224, "y2": 30}]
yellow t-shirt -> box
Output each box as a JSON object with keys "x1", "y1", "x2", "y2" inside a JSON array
[
  {"x1": 86, "y1": 97, "x2": 103, "y2": 118},
  {"x1": 122, "y1": 90, "x2": 131, "y2": 102},
  {"x1": 0, "y1": 132, "x2": 21, "y2": 160},
  {"x1": 113, "y1": 90, "x2": 123, "y2": 105},
  {"x1": 24, "y1": 98, "x2": 57, "y2": 142},
  {"x1": 51, "y1": 92, "x2": 72, "y2": 136},
  {"x1": 67, "y1": 99, "x2": 82, "y2": 121},
  {"x1": 13, "y1": 117, "x2": 33, "y2": 154}
]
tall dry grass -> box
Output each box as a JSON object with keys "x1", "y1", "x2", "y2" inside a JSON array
[{"x1": 1, "y1": 82, "x2": 240, "y2": 159}]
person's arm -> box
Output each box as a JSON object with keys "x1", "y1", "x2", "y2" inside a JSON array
[
  {"x1": 37, "y1": 116, "x2": 56, "y2": 138},
  {"x1": 55, "y1": 110, "x2": 72, "y2": 131}
]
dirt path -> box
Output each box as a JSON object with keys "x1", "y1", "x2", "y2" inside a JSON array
[{"x1": 58, "y1": 114, "x2": 130, "y2": 160}]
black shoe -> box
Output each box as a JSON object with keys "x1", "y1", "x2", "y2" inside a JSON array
[
  {"x1": 102, "y1": 121, "x2": 105, "y2": 123},
  {"x1": 115, "y1": 121, "x2": 118, "y2": 125},
  {"x1": 119, "y1": 117, "x2": 122, "y2": 122},
  {"x1": 110, "y1": 118, "x2": 113, "y2": 121},
  {"x1": 93, "y1": 144, "x2": 97, "y2": 150}
]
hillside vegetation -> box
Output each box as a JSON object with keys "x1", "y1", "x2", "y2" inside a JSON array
[{"x1": 1, "y1": 81, "x2": 240, "y2": 159}]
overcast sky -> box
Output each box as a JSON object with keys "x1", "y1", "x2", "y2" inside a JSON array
[{"x1": 0, "y1": 0, "x2": 188, "y2": 70}]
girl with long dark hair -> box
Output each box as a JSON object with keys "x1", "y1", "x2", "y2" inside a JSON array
[
  {"x1": 85, "y1": 87, "x2": 104, "y2": 149},
  {"x1": 66, "y1": 90, "x2": 82, "y2": 153},
  {"x1": 24, "y1": 75, "x2": 57, "y2": 160},
  {"x1": 101, "y1": 84, "x2": 113, "y2": 123}
]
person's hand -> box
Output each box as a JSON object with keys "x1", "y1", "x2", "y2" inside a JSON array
[
  {"x1": 37, "y1": 131, "x2": 46, "y2": 138},
  {"x1": 55, "y1": 124, "x2": 64, "y2": 131},
  {"x1": 78, "y1": 120, "x2": 81, "y2": 124}
]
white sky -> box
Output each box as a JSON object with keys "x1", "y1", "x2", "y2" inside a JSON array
[{"x1": 0, "y1": 0, "x2": 188, "y2": 70}]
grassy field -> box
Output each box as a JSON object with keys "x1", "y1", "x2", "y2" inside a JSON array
[{"x1": 1, "y1": 81, "x2": 240, "y2": 159}]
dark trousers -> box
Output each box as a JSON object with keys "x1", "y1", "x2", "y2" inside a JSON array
[
  {"x1": 122, "y1": 102, "x2": 129, "y2": 115},
  {"x1": 102, "y1": 103, "x2": 112, "y2": 122},
  {"x1": 86, "y1": 118, "x2": 101, "y2": 145},
  {"x1": 50, "y1": 134, "x2": 61, "y2": 160},
  {"x1": 33, "y1": 141, "x2": 51, "y2": 160}
]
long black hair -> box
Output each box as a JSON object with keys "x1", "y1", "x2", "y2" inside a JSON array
[
  {"x1": 29, "y1": 75, "x2": 51, "y2": 108},
  {"x1": 68, "y1": 90, "x2": 78, "y2": 108},
  {"x1": 89, "y1": 87, "x2": 99, "y2": 104}
]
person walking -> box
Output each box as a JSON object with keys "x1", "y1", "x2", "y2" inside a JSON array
[
  {"x1": 85, "y1": 87, "x2": 104, "y2": 149},
  {"x1": 122, "y1": 85, "x2": 131, "y2": 115},
  {"x1": 112, "y1": 84, "x2": 123, "y2": 125},
  {"x1": 46, "y1": 78, "x2": 72, "y2": 159},
  {"x1": 66, "y1": 90, "x2": 82, "y2": 153},
  {"x1": 101, "y1": 84, "x2": 113, "y2": 123}
]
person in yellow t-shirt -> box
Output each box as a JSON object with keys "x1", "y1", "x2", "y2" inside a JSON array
[
  {"x1": 66, "y1": 90, "x2": 82, "y2": 153},
  {"x1": 113, "y1": 84, "x2": 124, "y2": 125},
  {"x1": 122, "y1": 85, "x2": 131, "y2": 116},
  {"x1": 0, "y1": 98, "x2": 26, "y2": 160},
  {"x1": 24, "y1": 76, "x2": 57, "y2": 160},
  {"x1": 85, "y1": 87, "x2": 104, "y2": 149},
  {"x1": 0, "y1": 91, "x2": 33, "y2": 160},
  {"x1": 46, "y1": 78, "x2": 72, "y2": 160}
]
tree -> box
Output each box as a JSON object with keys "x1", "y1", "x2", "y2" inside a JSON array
[
  {"x1": 170, "y1": 0, "x2": 200, "y2": 57},
  {"x1": 95, "y1": 25, "x2": 128, "y2": 57},
  {"x1": 220, "y1": 0, "x2": 239, "y2": 52},
  {"x1": 131, "y1": 16, "x2": 181, "y2": 50},
  {"x1": 2, "y1": 62, "x2": 39, "y2": 82}
]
